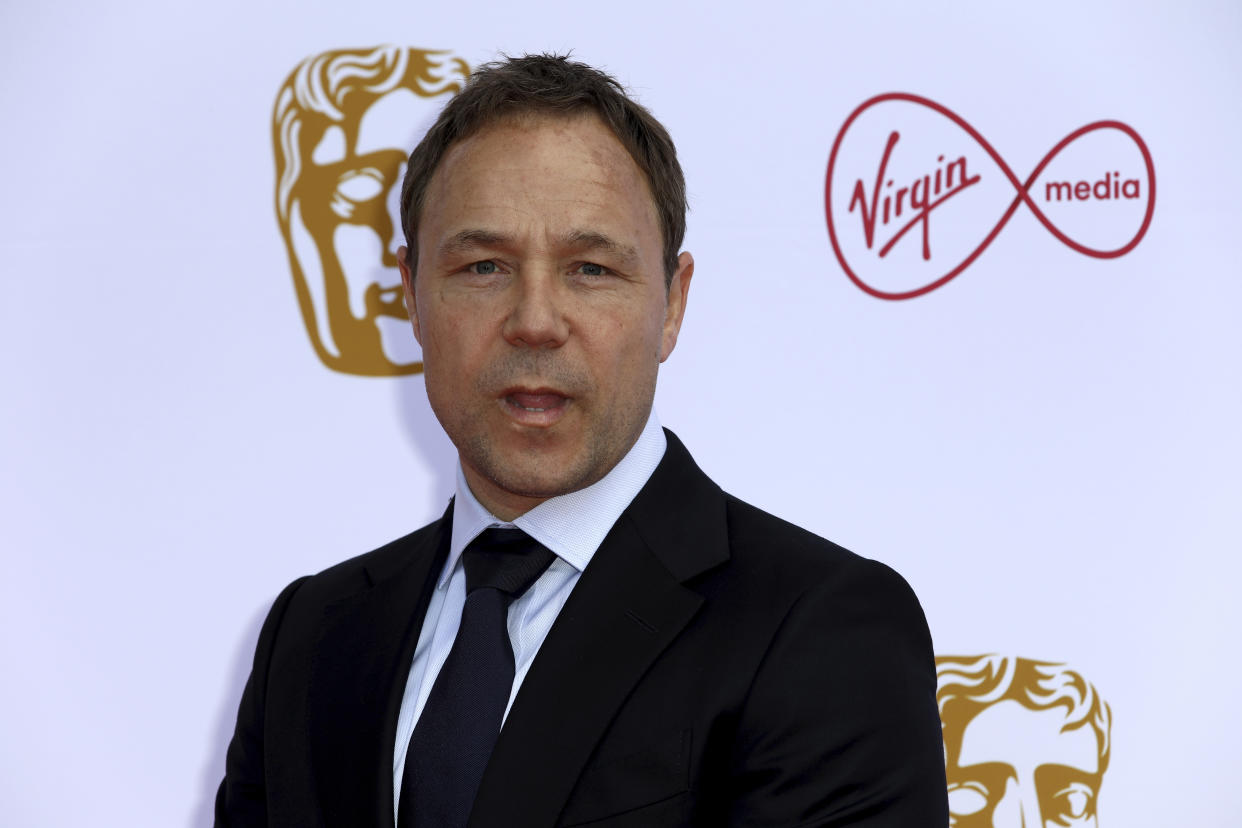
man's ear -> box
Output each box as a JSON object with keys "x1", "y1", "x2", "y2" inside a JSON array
[
  {"x1": 397, "y1": 245, "x2": 422, "y2": 345},
  {"x1": 659, "y1": 251, "x2": 694, "y2": 363}
]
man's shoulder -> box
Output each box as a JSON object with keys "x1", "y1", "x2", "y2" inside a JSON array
[
  {"x1": 716, "y1": 491, "x2": 919, "y2": 612},
  {"x1": 280, "y1": 512, "x2": 448, "y2": 608},
  {"x1": 648, "y1": 431, "x2": 918, "y2": 610},
  {"x1": 722, "y1": 492, "x2": 852, "y2": 564}
]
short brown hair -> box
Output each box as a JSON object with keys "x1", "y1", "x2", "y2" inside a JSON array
[{"x1": 399, "y1": 53, "x2": 687, "y2": 285}]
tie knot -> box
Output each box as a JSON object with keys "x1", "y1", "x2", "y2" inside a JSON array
[{"x1": 462, "y1": 527, "x2": 556, "y2": 599}]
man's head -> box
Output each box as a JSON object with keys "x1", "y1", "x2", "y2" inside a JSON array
[
  {"x1": 396, "y1": 55, "x2": 693, "y2": 519},
  {"x1": 398, "y1": 54, "x2": 688, "y2": 286},
  {"x1": 937, "y1": 655, "x2": 1112, "y2": 827},
  {"x1": 273, "y1": 46, "x2": 468, "y2": 375}
]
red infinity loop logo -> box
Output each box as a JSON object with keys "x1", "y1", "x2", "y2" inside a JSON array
[{"x1": 825, "y1": 93, "x2": 1157, "y2": 300}]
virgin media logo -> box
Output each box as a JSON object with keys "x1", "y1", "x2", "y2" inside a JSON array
[{"x1": 824, "y1": 93, "x2": 1156, "y2": 299}]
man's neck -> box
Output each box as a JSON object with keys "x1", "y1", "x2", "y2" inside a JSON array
[
  {"x1": 447, "y1": 412, "x2": 667, "y2": 575},
  {"x1": 458, "y1": 464, "x2": 551, "y2": 522}
]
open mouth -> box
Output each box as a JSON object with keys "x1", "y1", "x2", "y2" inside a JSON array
[
  {"x1": 505, "y1": 390, "x2": 569, "y2": 411},
  {"x1": 501, "y1": 388, "x2": 572, "y2": 424}
]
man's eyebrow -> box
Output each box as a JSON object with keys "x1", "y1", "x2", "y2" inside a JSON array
[
  {"x1": 564, "y1": 230, "x2": 640, "y2": 268},
  {"x1": 436, "y1": 228, "x2": 642, "y2": 267},
  {"x1": 438, "y1": 229, "x2": 512, "y2": 257}
]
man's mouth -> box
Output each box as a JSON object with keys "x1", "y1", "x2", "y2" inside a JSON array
[
  {"x1": 505, "y1": 390, "x2": 569, "y2": 411},
  {"x1": 501, "y1": 388, "x2": 571, "y2": 424}
]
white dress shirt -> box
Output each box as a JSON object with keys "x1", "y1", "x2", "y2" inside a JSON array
[{"x1": 392, "y1": 411, "x2": 667, "y2": 820}]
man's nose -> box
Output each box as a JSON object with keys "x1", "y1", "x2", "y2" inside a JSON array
[{"x1": 502, "y1": 270, "x2": 570, "y2": 348}]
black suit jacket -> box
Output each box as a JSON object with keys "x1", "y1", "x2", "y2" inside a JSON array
[{"x1": 216, "y1": 431, "x2": 948, "y2": 827}]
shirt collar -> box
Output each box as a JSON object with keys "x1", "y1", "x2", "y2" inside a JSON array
[{"x1": 443, "y1": 410, "x2": 667, "y2": 587}]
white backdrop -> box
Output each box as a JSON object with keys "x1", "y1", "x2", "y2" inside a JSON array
[{"x1": 2, "y1": 1, "x2": 1240, "y2": 825}]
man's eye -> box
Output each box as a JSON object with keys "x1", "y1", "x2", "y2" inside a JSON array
[
  {"x1": 578, "y1": 262, "x2": 608, "y2": 277},
  {"x1": 469, "y1": 261, "x2": 498, "y2": 275}
]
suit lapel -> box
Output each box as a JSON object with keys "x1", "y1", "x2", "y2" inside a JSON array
[
  {"x1": 468, "y1": 431, "x2": 729, "y2": 827},
  {"x1": 308, "y1": 508, "x2": 451, "y2": 828}
]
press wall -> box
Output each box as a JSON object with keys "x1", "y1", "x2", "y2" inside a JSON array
[{"x1": 3, "y1": 2, "x2": 1240, "y2": 825}]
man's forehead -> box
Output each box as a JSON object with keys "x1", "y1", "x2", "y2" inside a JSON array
[
  {"x1": 431, "y1": 116, "x2": 653, "y2": 214},
  {"x1": 439, "y1": 111, "x2": 648, "y2": 196}
]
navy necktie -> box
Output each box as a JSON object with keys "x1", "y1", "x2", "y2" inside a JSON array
[{"x1": 398, "y1": 527, "x2": 556, "y2": 828}]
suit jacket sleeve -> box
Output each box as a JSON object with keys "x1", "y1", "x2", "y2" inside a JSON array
[
  {"x1": 214, "y1": 576, "x2": 310, "y2": 828},
  {"x1": 726, "y1": 558, "x2": 947, "y2": 827}
]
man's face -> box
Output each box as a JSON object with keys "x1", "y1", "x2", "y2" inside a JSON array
[
  {"x1": 947, "y1": 700, "x2": 1103, "y2": 827},
  {"x1": 400, "y1": 113, "x2": 692, "y2": 518}
]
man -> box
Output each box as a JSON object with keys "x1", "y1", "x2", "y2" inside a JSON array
[
  {"x1": 936, "y1": 655, "x2": 1111, "y2": 826},
  {"x1": 218, "y1": 54, "x2": 947, "y2": 827}
]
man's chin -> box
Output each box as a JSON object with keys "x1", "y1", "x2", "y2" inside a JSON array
[
  {"x1": 482, "y1": 465, "x2": 597, "y2": 502},
  {"x1": 461, "y1": 445, "x2": 607, "y2": 513}
]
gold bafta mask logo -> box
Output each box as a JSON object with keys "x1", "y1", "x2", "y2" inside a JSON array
[
  {"x1": 272, "y1": 46, "x2": 469, "y2": 375},
  {"x1": 937, "y1": 655, "x2": 1112, "y2": 827}
]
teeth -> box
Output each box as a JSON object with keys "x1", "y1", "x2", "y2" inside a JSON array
[{"x1": 522, "y1": 406, "x2": 546, "y2": 412}]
